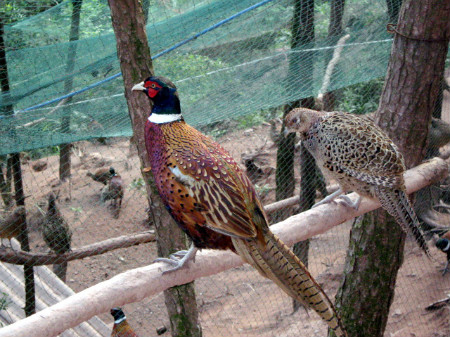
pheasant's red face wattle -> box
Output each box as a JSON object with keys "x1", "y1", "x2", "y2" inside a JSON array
[{"x1": 144, "y1": 80, "x2": 162, "y2": 98}]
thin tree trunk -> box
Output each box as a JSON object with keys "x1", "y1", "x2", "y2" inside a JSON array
[
  {"x1": 322, "y1": 0, "x2": 345, "y2": 111},
  {"x1": 386, "y1": 0, "x2": 403, "y2": 23},
  {"x1": 59, "y1": 0, "x2": 83, "y2": 182},
  {"x1": 276, "y1": 0, "x2": 317, "y2": 312},
  {"x1": 332, "y1": 1, "x2": 450, "y2": 336},
  {"x1": 107, "y1": 1, "x2": 201, "y2": 336},
  {"x1": 0, "y1": 156, "x2": 13, "y2": 209},
  {"x1": 0, "y1": 18, "x2": 35, "y2": 317}
]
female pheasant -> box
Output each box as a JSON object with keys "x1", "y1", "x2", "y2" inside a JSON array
[
  {"x1": 284, "y1": 107, "x2": 430, "y2": 256},
  {"x1": 132, "y1": 76, "x2": 347, "y2": 336}
]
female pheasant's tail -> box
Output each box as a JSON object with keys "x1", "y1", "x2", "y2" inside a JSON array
[
  {"x1": 232, "y1": 230, "x2": 347, "y2": 337},
  {"x1": 375, "y1": 186, "x2": 430, "y2": 257}
]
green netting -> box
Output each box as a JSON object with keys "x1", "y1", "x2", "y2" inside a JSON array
[{"x1": 1, "y1": 0, "x2": 398, "y2": 155}]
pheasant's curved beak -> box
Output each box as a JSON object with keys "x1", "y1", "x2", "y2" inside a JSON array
[
  {"x1": 284, "y1": 127, "x2": 293, "y2": 137},
  {"x1": 132, "y1": 81, "x2": 145, "y2": 91}
]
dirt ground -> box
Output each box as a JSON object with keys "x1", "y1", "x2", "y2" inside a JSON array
[{"x1": 14, "y1": 118, "x2": 450, "y2": 337}]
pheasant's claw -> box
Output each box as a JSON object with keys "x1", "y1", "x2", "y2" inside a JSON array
[
  {"x1": 170, "y1": 250, "x2": 189, "y2": 259},
  {"x1": 312, "y1": 188, "x2": 344, "y2": 209},
  {"x1": 154, "y1": 244, "x2": 198, "y2": 274},
  {"x1": 337, "y1": 195, "x2": 361, "y2": 210}
]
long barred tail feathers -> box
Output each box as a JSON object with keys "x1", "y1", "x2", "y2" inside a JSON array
[
  {"x1": 232, "y1": 231, "x2": 348, "y2": 337},
  {"x1": 375, "y1": 186, "x2": 430, "y2": 257}
]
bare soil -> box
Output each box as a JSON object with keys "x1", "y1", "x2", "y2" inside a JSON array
[{"x1": 16, "y1": 120, "x2": 450, "y2": 337}]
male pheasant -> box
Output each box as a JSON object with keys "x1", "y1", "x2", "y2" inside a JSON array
[
  {"x1": 132, "y1": 76, "x2": 347, "y2": 336},
  {"x1": 284, "y1": 107, "x2": 430, "y2": 256},
  {"x1": 110, "y1": 308, "x2": 139, "y2": 337}
]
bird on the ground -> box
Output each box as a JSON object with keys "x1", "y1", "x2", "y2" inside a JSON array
[
  {"x1": 101, "y1": 168, "x2": 124, "y2": 218},
  {"x1": 0, "y1": 206, "x2": 26, "y2": 249},
  {"x1": 132, "y1": 76, "x2": 347, "y2": 337},
  {"x1": 43, "y1": 192, "x2": 72, "y2": 254},
  {"x1": 436, "y1": 237, "x2": 450, "y2": 275},
  {"x1": 110, "y1": 308, "x2": 139, "y2": 337},
  {"x1": 284, "y1": 107, "x2": 430, "y2": 256},
  {"x1": 87, "y1": 167, "x2": 116, "y2": 185},
  {"x1": 435, "y1": 230, "x2": 450, "y2": 275}
]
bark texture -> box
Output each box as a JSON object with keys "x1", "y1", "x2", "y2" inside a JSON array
[
  {"x1": 332, "y1": 1, "x2": 450, "y2": 336},
  {"x1": 0, "y1": 19, "x2": 34, "y2": 317},
  {"x1": 322, "y1": 0, "x2": 345, "y2": 111},
  {"x1": 108, "y1": 1, "x2": 201, "y2": 336}
]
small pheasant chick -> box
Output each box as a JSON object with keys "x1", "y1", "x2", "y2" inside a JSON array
[
  {"x1": 110, "y1": 308, "x2": 139, "y2": 337},
  {"x1": 285, "y1": 107, "x2": 430, "y2": 256},
  {"x1": 0, "y1": 206, "x2": 26, "y2": 249},
  {"x1": 43, "y1": 192, "x2": 72, "y2": 254},
  {"x1": 87, "y1": 166, "x2": 115, "y2": 185}
]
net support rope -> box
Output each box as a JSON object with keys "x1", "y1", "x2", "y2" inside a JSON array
[{"x1": 18, "y1": 0, "x2": 276, "y2": 114}]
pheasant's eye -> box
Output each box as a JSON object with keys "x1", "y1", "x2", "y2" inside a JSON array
[{"x1": 151, "y1": 83, "x2": 156, "y2": 88}]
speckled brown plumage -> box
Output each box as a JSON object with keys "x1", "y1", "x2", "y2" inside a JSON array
[
  {"x1": 285, "y1": 108, "x2": 429, "y2": 255},
  {"x1": 87, "y1": 167, "x2": 116, "y2": 185},
  {"x1": 134, "y1": 76, "x2": 347, "y2": 337},
  {"x1": 0, "y1": 206, "x2": 26, "y2": 247},
  {"x1": 43, "y1": 193, "x2": 72, "y2": 254}
]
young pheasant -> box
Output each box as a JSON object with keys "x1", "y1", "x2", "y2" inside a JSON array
[
  {"x1": 132, "y1": 76, "x2": 347, "y2": 337},
  {"x1": 43, "y1": 192, "x2": 72, "y2": 255},
  {"x1": 87, "y1": 166, "x2": 116, "y2": 185},
  {"x1": 0, "y1": 206, "x2": 26, "y2": 249},
  {"x1": 284, "y1": 107, "x2": 429, "y2": 255},
  {"x1": 110, "y1": 308, "x2": 139, "y2": 337}
]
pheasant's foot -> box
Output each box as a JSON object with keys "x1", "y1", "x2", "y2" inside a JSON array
[
  {"x1": 337, "y1": 194, "x2": 361, "y2": 210},
  {"x1": 312, "y1": 188, "x2": 343, "y2": 208},
  {"x1": 154, "y1": 244, "x2": 198, "y2": 274}
]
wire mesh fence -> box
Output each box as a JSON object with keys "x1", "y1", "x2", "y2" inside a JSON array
[{"x1": 0, "y1": 0, "x2": 450, "y2": 336}]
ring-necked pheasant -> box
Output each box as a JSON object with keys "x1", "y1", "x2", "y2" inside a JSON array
[
  {"x1": 284, "y1": 107, "x2": 430, "y2": 256},
  {"x1": 101, "y1": 168, "x2": 124, "y2": 218},
  {"x1": 132, "y1": 76, "x2": 347, "y2": 336},
  {"x1": 87, "y1": 167, "x2": 116, "y2": 185},
  {"x1": 110, "y1": 308, "x2": 139, "y2": 337}
]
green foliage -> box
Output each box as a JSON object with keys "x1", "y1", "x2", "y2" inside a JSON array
[
  {"x1": 0, "y1": 292, "x2": 10, "y2": 311},
  {"x1": 237, "y1": 107, "x2": 279, "y2": 129},
  {"x1": 337, "y1": 78, "x2": 384, "y2": 115},
  {"x1": 128, "y1": 177, "x2": 146, "y2": 194},
  {"x1": 26, "y1": 145, "x2": 59, "y2": 160}
]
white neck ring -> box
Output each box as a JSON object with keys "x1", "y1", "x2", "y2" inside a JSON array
[
  {"x1": 148, "y1": 113, "x2": 182, "y2": 124},
  {"x1": 444, "y1": 240, "x2": 450, "y2": 252},
  {"x1": 114, "y1": 317, "x2": 126, "y2": 324}
]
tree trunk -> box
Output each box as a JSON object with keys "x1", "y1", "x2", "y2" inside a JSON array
[
  {"x1": 0, "y1": 18, "x2": 35, "y2": 317},
  {"x1": 386, "y1": 0, "x2": 403, "y2": 23},
  {"x1": 59, "y1": 0, "x2": 83, "y2": 182},
  {"x1": 107, "y1": 1, "x2": 201, "y2": 336},
  {"x1": 275, "y1": 0, "x2": 315, "y2": 222},
  {"x1": 0, "y1": 156, "x2": 13, "y2": 209},
  {"x1": 332, "y1": 1, "x2": 450, "y2": 336},
  {"x1": 322, "y1": 0, "x2": 345, "y2": 111},
  {"x1": 277, "y1": 0, "x2": 318, "y2": 312}
]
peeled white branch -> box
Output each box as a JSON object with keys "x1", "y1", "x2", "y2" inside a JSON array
[{"x1": 1, "y1": 157, "x2": 447, "y2": 337}]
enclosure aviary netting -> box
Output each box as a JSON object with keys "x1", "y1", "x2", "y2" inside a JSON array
[{"x1": 1, "y1": 0, "x2": 394, "y2": 155}]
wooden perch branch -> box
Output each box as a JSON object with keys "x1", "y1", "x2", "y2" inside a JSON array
[
  {"x1": 0, "y1": 157, "x2": 447, "y2": 337},
  {"x1": 0, "y1": 231, "x2": 155, "y2": 266}
]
